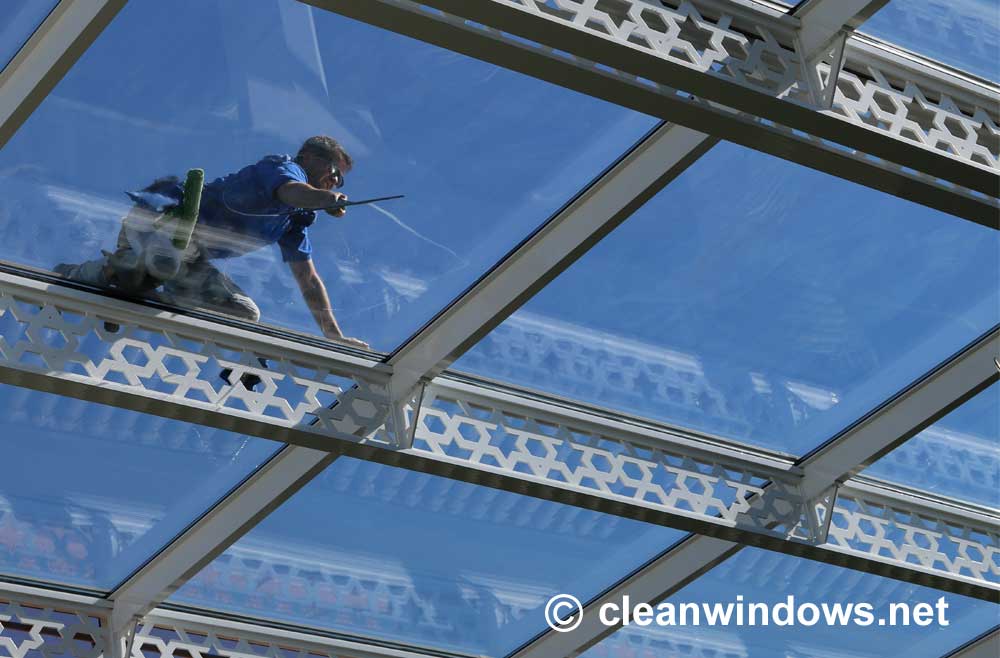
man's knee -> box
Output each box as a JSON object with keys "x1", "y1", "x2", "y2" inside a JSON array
[{"x1": 225, "y1": 293, "x2": 261, "y2": 323}]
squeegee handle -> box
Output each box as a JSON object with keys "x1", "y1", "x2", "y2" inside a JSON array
[{"x1": 323, "y1": 194, "x2": 405, "y2": 211}]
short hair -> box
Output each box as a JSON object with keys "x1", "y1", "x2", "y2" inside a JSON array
[{"x1": 297, "y1": 135, "x2": 353, "y2": 171}]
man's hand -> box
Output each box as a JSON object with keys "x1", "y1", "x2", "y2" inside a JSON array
[
  {"x1": 320, "y1": 318, "x2": 368, "y2": 348},
  {"x1": 326, "y1": 332, "x2": 369, "y2": 349},
  {"x1": 325, "y1": 192, "x2": 348, "y2": 218}
]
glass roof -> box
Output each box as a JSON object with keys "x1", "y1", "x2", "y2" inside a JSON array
[
  {"x1": 864, "y1": 382, "x2": 999, "y2": 508},
  {"x1": 452, "y1": 142, "x2": 999, "y2": 456},
  {"x1": 0, "y1": 0, "x2": 655, "y2": 351},
  {"x1": 170, "y1": 457, "x2": 684, "y2": 657},
  {"x1": 0, "y1": 383, "x2": 279, "y2": 592},
  {"x1": 0, "y1": 0, "x2": 996, "y2": 656},
  {"x1": 863, "y1": 0, "x2": 1000, "y2": 81},
  {"x1": 579, "y1": 548, "x2": 1000, "y2": 658},
  {"x1": 0, "y1": 0, "x2": 57, "y2": 71}
]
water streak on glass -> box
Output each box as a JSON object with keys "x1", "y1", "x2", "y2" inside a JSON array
[
  {"x1": 863, "y1": 0, "x2": 1000, "y2": 81},
  {"x1": 0, "y1": 0, "x2": 58, "y2": 71},
  {"x1": 865, "y1": 382, "x2": 999, "y2": 508},
  {"x1": 171, "y1": 457, "x2": 684, "y2": 657},
  {"x1": 0, "y1": 384, "x2": 279, "y2": 591},
  {"x1": 0, "y1": 0, "x2": 656, "y2": 352},
  {"x1": 579, "y1": 548, "x2": 1000, "y2": 658},
  {"x1": 453, "y1": 142, "x2": 1000, "y2": 455}
]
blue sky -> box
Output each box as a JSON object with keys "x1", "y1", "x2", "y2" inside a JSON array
[
  {"x1": 0, "y1": 1, "x2": 58, "y2": 70},
  {"x1": 863, "y1": 0, "x2": 1000, "y2": 80},
  {"x1": 0, "y1": 1, "x2": 997, "y2": 657}
]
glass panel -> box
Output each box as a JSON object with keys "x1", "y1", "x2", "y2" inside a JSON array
[
  {"x1": 171, "y1": 457, "x2": 684, "y2": 657},
  {"x1": 863, "y1": 0, "x2": 1000, "y2": 81},
  {"x1": 0, "y1": 0, "x2": 656, "y2": 352},
  {"x1": 0, "y1": 384, "x2": 279, "y2": 591},
  {"x1": 865, "y1": 382, "x2": 999, "y2": 507},
  {"x1": 453, "y1": 142, "x2": 1000, "y2": 456},
  {"x1": 0, "y1": 0, "x2": 58, "y2": 71},
  {"x1": 580, "y1": 548, "x2": 1000, "y2": 658}
]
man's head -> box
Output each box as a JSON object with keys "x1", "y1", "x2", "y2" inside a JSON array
[{"x1": 296, "y1": 136, "x2": 353, "y2": 190}]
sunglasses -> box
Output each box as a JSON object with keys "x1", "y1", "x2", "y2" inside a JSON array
[{"x1": 324, "y1": 163, "x2": 345, "y2": 189}]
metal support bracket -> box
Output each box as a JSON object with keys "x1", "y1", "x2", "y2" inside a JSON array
[
  {"x1": 796, "y1": 29, "x2": 849, "y2": 109},
  {"x1": 107, "y1": 610, "x2": 140, "y2": 658}
]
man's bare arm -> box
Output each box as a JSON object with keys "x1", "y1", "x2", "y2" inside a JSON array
[
  {"x1": 288, "y1": 259, "x2": 367, "y2": 348},
  {"x1": 276, "y1": 182, "x2": 348, "y2": 217}
]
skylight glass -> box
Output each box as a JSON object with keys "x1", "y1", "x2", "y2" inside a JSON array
[
  {"x1": 0, "y1": 0, "x2": 656, "y2": 352},
  {"x1": 579, "y1": 548, "x2": 1000, "y2": 658},
  {"x1": 452, "y1": 141, "x2": 1000, "y2": 456},
  {"x1": 0, "y1": 0, "x2": 57, "y2": 71},
  {"x1": 170, "y1": 457, "x2": 684, "y2": 657},
  {"x1": 864, "y1": 382, "x2": 999, "y2": 507},
  {"x1": 863, "y1": 0, "x2": 1000, "y2": 81},
  {"x1": 0, "y1": 384, "x2": 279, "y2": 591}
]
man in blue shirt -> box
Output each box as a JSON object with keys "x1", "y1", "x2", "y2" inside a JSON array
[{"x1": 55, "y1": 136, "x2": 367, "y2": 348}]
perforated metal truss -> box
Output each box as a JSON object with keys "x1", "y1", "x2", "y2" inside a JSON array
[
  {"x1": 0, "y1": 274, "x2": 395, "y2": 448},
  {"x1": 417, "y1": 0, "x2": 999, "y2": 189},
  {"x1": 319, "y1": 0, "x2": 999, "y2": 226},
  {"x1": 0, "y1": 271, "x2": 996, "y2": 598},
  {"x1": 461, "y1": 312, "x2": 999, "y2": 500},
  {"x1": 0, "y1": 586, "x2": 444, "y2": 658},
  {"x1": 407, "y1": 379, "x2": 1000, "y2": 595},
  {"x1": 827, "y1": 480, "x2": 999, "y2": 588},
  {"x1": 0, "y1": 596, "x2": 103, "y2": 658},
  {"x1": 410, "y1": 379, "x2": 831, "y2": 543}
]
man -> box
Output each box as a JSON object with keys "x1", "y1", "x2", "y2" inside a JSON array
[{"x1": 55, "y1": 136, "x2": 367, "y2": 348}]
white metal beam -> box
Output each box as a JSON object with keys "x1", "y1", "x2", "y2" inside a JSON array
[
  {"x1": 512, "y1": 326, "x2": 1000, "y2": 657},
  {"x1": 791, "y1": 0, "x2": 889, "y2": 107},
  {"x1": 307, "y1": 0, "x2": 999, "y2": 227},
  {"x1": 0, "y1": 0, "x2": 127, "y2": 149},
  {"x1": 793, "y1": 0, "x2": 889, "y2": 58},
  {"x1": 386, "y1": 122, "x2": 717, "y2": 402},
  {"x1": 107, "y1": 445, "x2": 337, "y2": 640}
]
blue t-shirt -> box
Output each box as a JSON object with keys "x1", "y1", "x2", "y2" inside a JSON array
[{"x1": 193, "y1": 155, "x2": 316, "y2": 262}]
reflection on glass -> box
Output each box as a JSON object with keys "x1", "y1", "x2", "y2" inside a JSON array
[
  {"x1": 0, "y1": 384, "x2": 279, "y2": 591},
  {"x1": 171, "y1": 457, "x2": 683, "y2": 657},
  {"x1": 453, "y1": 142, "x2": 1000, "y2": 455},
  {"x1": 0, "y1": 1, "x2": 58, "y2": 70},
  {"x1": 863, "y1": 0, "x2": 1000, "y2": 81},
  {"x1": 0, "y1": 0, "x2": 655, "y2": 351},
  {"x1": 865, "y1": 383, "x2": 999, "y2": 507},
  {"x1": 580, "y1": 548, "x2": 1000, "y2": 658}
]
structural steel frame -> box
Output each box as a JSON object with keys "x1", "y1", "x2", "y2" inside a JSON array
[
  {"x1": 310, "y1": 0, "x2": 1000, "y2": 227},
  {"x1": 0, "y1": 0, "x2": 126, "y2": 148},
  {"x1": 0, "y1": 582, "x2": 456, "y2": 658},
  {"x1": 0, "y1": 1, "x2": 997, "y2": 658},
  {"x1": 0, "y1": 267, "x2": 996, "y2": 602}
]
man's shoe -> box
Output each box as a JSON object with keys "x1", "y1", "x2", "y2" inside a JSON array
[
  {"x1": 220, "y1": 357, "x2": 270, "y2": 392},
  {"x1": 54, "y1": 259, "x2": 110, "y2": 287}
]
